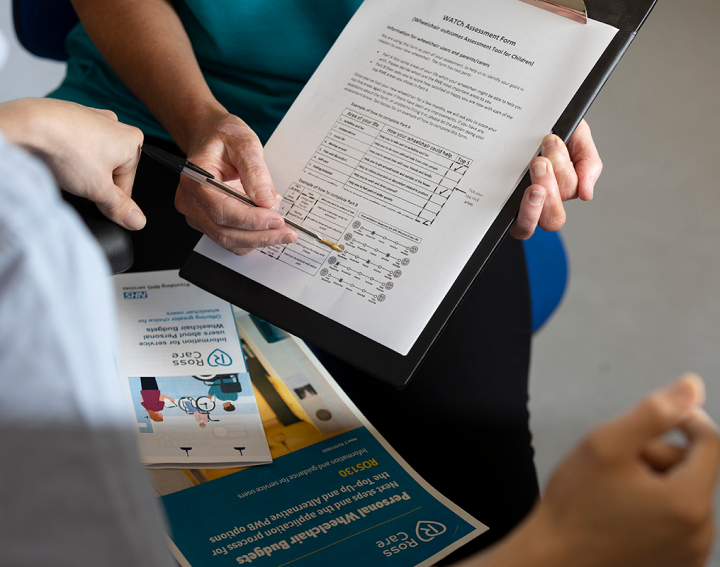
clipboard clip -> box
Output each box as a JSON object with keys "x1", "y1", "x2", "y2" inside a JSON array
[{"x1": 519, "y1": 0, "x2": 587, "y2": 24}]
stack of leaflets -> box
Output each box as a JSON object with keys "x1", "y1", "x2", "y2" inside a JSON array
[
  {"x1": 139, "y1": 278, "x2": 488, "y2": 567},
  {"x1": 113, "y1": 270, "x2": 272, "y2": 468}
]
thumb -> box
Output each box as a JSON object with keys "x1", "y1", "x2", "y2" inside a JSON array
[
  {"x1": 94, "y1": 183, "x2": 147, "y2": 230},
  {"x1": 603, "y1": 374, "x2": 705, "y2": 454}
]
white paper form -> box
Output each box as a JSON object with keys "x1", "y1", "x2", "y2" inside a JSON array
[
  {"x1": 113, "y1": 271, "x2": 272, "y2": 468},
  {"x1": 194, "y1": 0, "x2": 618, "y2": 354}
]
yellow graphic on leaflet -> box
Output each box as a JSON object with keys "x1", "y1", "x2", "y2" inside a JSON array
[{"x1": 182, "y1": 314, "x2": 358, "y2": 485}]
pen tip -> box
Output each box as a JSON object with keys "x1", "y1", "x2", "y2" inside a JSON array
[{"x1": 320, "y1": 238, "x2": 343, "y2": 252}]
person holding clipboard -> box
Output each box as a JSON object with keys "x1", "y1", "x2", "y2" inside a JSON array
[{"x1": 49, "y1": 0, "x2": 601, "y2": 560}]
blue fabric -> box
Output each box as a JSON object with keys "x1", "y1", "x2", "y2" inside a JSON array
[
  {"x1": 522, "y1": 228, "x2": 568, "y2": 332},
  {"x1": 50, "y1": 0, "x2": 364, "y2": 143}
]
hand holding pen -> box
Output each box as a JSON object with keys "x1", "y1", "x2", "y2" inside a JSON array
[
  {"x1": 144, "y1": 145, "x2": 341, "y2": 253},
  {"x1": 171, "y1": 112, "x2": 300, "y2": 255}
]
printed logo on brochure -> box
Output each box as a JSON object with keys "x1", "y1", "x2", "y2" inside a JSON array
[
  {"x1": 208, "y1": 349, "x2": 232, "y2": 367},
  {"x1": 416, "y1": 521, "x2": 446, "y2": 542},
  {"x1": 123, "y1": 291, "x2": 147, "y2": 299}
]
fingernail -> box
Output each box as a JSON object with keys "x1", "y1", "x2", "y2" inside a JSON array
[
  {"x1": 667, "y1": 378, "x2": 698, "y2": 409},
  {"x1": 123, "y1": 209, "x2": 146, "y2": 230},
  {"x1": 281, "y1": 232, "x2": 297, "y2": 244},
  {"x1": 254, "y1": 188, "x2": 275, "y2": 203},
  {"x1": 267, "y1": 218, "x2": 284, "y2": 230},
  {"x1": 542, "y1": 135, "x2": 559, "y2": 152},
  {"x1": 531, "y1": 161, "x2": 547, "y2": 177},
  {"x1": 588, "y1": 177, "x2": 596, "y2": 199},
  {"x1": 529, "y1": 189, "x2": 544, "y2": 206},
  {"x1": 672, "y1": 373, "x2": 705, "y2": 406}
]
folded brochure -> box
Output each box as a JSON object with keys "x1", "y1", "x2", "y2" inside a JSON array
[{"x1": 113, "y1": 270, "x2": 272, "y2": 468}]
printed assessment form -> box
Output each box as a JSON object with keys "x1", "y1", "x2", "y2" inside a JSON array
[{"x1": 194, "y1": 0, "x2": 618, "y2": 354}]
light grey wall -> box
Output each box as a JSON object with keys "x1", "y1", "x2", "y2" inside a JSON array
[{"x1": 529, "y1": 0, "x2": 720, "y2": 564}]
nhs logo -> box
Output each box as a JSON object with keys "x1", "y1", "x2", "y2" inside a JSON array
[{"x1": 123, "y1": 291, "x2": 148, "y2": 299}]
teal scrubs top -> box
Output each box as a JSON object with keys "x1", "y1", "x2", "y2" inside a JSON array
[{"x1": 50, "y1": 0, "x2": 363, "y2": 144}]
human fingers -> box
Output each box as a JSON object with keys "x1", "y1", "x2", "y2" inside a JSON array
[
  {"x1": 530, "y1": 157, "x2": 566, "y2": 232},
  {"x1": 509, "y1": 185, "x2": 545, "y2": 240},
  {"x1": 184, "y1": 211, "x2": 297, "y2": 255},
  {"x1": 221, "y1": 122, "x2": 278, "y2": 208},
  {"x1": 111, "y1": 125, "x2": 143, "y2": 196},
  {"x1": 600, "y1": 374, "x2": 705, "y2": 456},
  {"x1": 176, "y1": 177, "x2": 291, "y2": 232},
  {"x1": 566, "y1": 120, "x2": 602, "y2": 201},
  {"x1": 671, "y1": 407, "x2": 720, "y2": 492},
  {"x1": 542, "y1": 122, "x2": 602, "y2": 201},
  {"x1": 540, "y1": 134, "x2": 578, "y2": 202},
  {"x1": 93, "y1": 182, "x2": 146, "y2": 230},
  {"x1": 95, "y1": 122, "x2": 144, "y2": 229},
  {"x1": 178, "y1": 183, "x2": 297, "y2": 252},
  {"x1": 641, "y1": 439, "x2": 687, "y2": 473},
  {"x1": 650, "y1": 407, "x2": 720, "y2": 567},
  {"x1": 640, "y1": 405, "x2": 719, "y2": 477}
]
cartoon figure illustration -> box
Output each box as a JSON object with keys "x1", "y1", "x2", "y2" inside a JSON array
[
  {"x1": 178, "y1": 395, "x2": 217, "y2": 428},
  {"x1": 195, "y1": 413, "x2": 208, "y2": 428},
  {"x1": 140, "y1": 377, "x2": 175, "y2": 422},
  {"x1": 193, "y1": 374, "x2": 243, "y2": 405}
]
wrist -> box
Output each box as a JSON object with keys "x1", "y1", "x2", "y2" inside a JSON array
[
  {"x1": 0, "y1": 98, "x2": 46, "y2": 152},
  {"x1": 157, "y1": 97, "x2": 227, "y2": 154},
  {"x1": 4, "y1": 100, "x2": 84, "y2": 176},
  {"x1": 0, "y1": 98, "x2": 80, "y2": 164},
  {"x1": 459, "y1": 507, "x2": 572, "y2": 567}
]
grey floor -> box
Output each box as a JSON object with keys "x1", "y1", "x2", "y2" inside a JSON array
[{"x1": 2, "y1": 0, "x2": 720, "y2": 562}]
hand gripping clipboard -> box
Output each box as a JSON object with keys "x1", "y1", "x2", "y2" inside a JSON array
[{"x1": 180, "y1": 0, "x2": 658, "y2": 389}]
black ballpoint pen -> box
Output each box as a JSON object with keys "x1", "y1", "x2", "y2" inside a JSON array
[{"x1": 142, "y1": 145, "x2": 342, "y2": 252}]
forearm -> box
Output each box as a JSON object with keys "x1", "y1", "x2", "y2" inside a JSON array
[
  {"x1": 71, "y1": 0, "x2": 296, "y2": 249},
  {"x1": 71, "y1": 0, "x2": 223, "y2": 152},
  {"x1": 455, "y1": 508, "x2": 571, "y2": 567},
  {"x1": 0, "y1": 98, "x2": 87, "y2": 161},
  {"x1": 0, "y1": 98, "x2": 50, "y2": 153}
]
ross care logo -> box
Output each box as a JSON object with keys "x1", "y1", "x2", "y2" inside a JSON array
[
  {"x1": 208, "y1": 349, "x2": 232, "y2": 367},
  {"x1": 123, "y1": 291, "x2": 147, "y2": 299},
  {"x1": 416, "y1": 521, "x2": 446, "y2": 542}
]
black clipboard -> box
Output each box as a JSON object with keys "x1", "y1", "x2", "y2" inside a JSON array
[{"x1": 181, "y1": 0, "x2": 657, "y2": 389}]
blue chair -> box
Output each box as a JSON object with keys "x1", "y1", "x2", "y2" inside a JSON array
[
  {"x1": 12, "y1": 0, "x2": 78, "y2": 61},
  {"x1": 11, "y1": 0, "x2": 569, "y2": 328},
  {"x1": 523, "y1": 228, "x2": 568, "y2": 332}
]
